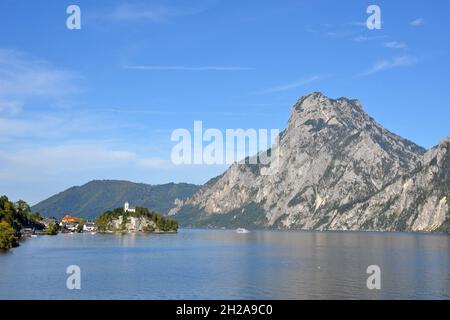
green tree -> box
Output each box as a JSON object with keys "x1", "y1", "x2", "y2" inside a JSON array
[
  {"x1": 0, "y1": 195, "x2": 48, "y2": 249},
  {"x1": 32, "y1": 212, "x2": 43, "y2": 221},
  {"x1": 0, "y1": 221, "x2": 16, "y2": 250},
  {"x1": 15, "y1": 200, "x2": 31, "y2": 213},
  {"x1": 45, "y1": 223, "x2": 59, "y2": 235}
]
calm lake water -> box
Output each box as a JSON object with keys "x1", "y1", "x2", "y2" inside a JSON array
[{"x1": 0, "y1": 229, "x2": 449, "y2": 300}]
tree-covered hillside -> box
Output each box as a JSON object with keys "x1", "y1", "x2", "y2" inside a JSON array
[{"x1": 31, "y1": 180, "x2": 199, "y2": 220}]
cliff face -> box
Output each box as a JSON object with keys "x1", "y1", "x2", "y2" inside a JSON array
[
  {"x1": 171, "y1": 92, "x2": 449, "y2": 232},
  {"x1": 109, "y1": 216, "x2": 157, "y2": 232},
  {"x1": 321, "y1": 138, "x2": 449, "y2": 231}
]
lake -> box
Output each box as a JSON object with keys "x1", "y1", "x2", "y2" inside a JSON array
[{"x1": 0, "y1": 229, "x2": 449, "y2": 299}]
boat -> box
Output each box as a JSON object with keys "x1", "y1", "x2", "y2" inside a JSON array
[
  {"x1": 90, "y1": 232, "x2": 97, "y2": 235},
  {"x1": 31, "y1": 234, "x2": 38, "y2": 238},
  {"x1": 235, "y1": 228, "x2": 250, "y2": 234}
]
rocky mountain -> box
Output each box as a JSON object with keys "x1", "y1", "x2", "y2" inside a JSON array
[
  {"x1": 170, "y1": 92, "x2": 449, "y2": 232},
  {"x1": 32, "y1": 180, "x2": 200, "y2": 220}
]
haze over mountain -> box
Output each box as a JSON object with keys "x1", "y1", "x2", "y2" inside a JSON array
[
  {"x1": 32, "y1": 180, "x2": 200, "y2": 220},
  {"x1": 170, "y1": 92, "x2": 450, "y2": 232}
]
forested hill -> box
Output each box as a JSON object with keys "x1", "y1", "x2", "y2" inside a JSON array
[{"x1": 31, "y1": 180, "x2": 200, "y2": 220}]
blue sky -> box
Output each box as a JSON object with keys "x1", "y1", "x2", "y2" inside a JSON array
[{"x1": 0, "y1": 0, "x2": 449, "y2": 204}]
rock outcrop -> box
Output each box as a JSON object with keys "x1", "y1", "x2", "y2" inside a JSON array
[{"x1": 109, "y1": 216, "x2": 156, "y2": 232}]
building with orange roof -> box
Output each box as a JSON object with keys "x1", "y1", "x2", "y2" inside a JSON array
[{"x1": 61, "y1": 215, "x2": 80, "y2": 224}]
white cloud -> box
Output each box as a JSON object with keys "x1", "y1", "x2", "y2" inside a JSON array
[
  {"x1": 410, "y1": 18, "x2": 424, "y2": 27},
  {"x1": 383, "y1": 41, "x2": 407, "y2": 49},
  {"x1": 253, "y1": 76, "x2": 323, "y2": 95},
  {"x1": 360, "y1": 56, "x2": 417, "y2": 76},
  {"x1": 348, "y1": 21, "x2": 368, "y2": 28},
  {"x1": 123, "y1": 65, "x2": 252, "y2": 71},
  {"x1": 0, "y1": 100, "x2": 23, "y2": 115},
  {"x1": 0, "y1": 113, "x2": 90, "y2": 142},
  {"x1": 0, "y1": 117, "x2": 37, "y2": 140},
  {"x1": 109, "y1": 5, "x2": 173, "y2": 22},
  {"x1": 0, "y1": 143, "x2": 172, "y2": 180},
  {"x1": 307, "y1": 22, "x2": 364, "y2": 38},
  {"x1": 353, "y1": 35, "x2": 388, "y2": 42},
  {"x1": 137, "y1": 157, "x2": 172, "y2": 168},
  {"x1": 107, "y1": 3, "x2": 206, "y2": 23},
  {"x1": 0, "y1": 49, "x2": 80, "y2": 99}
]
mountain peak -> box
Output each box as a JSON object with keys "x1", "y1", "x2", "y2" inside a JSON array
[
  {"x1": 294, "y1": 91, "x2": 328, "y2": 109},
  {"x1": 439, "y1": 137, "x2": 450, "y2": 147},
  {"x1": 293, "y1": 92, "x2": 365, "y2": 114},
  {"x1": 288, "y1": 92, "x2": 369, "y2": 132}
]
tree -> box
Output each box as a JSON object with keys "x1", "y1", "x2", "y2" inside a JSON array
[
  {"x1": 0, "y1": 221, "x2": 16, "y2": 250},
  {"x1": 32, "y1": 212, "x2": 43, "y2": 221},
  {"x1": 0, "y1": 195, "x2": 47, "y2": 249},
  {"x1": 15, "y1": 200, "x2": 31, "y2": 213},
  {"x1": 45, "y1": 223, "x2": 59, "y2": 235}
]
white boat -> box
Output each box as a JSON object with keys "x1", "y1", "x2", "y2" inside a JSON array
[
  {"x1": 31, "y1": 235, "x2": 38, "y2": 238},
  {"x1": 90, "y1": 232, "x2": 97, "y2": 235},
  {"x1": 235, "y1": 228, "x2": 250, "y2": 234}
]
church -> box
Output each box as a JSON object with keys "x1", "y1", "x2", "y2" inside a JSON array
[{"x1": 124, "y1": 202, "x2": 136, "y2": 213}]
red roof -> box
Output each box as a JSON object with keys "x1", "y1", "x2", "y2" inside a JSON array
[{"x1": 61, "y1": 215, "x2": 80, "y2": 223}]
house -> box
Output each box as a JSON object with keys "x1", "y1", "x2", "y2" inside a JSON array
[
  {"x1": 64, "y1": 223, "x2": 78, "y2": 232},
  {"x1": 124, "y1": 202, "x2": 136, "y2": 213},
  {"x1": 60, "y1": 215, "x2": 83, "y2": 232},
  {"x1": 40, "y1": 218, "x2": 56, "y2": 228},
  {"x1": 20, "y1": 227, "x2": 34, "y2": 236},
  {"x1": 83, "y1": 222, "x2": 97, "y2": 232},
  {"x1": 61, "y1": 215, "x2": 80, "y2": 224}
]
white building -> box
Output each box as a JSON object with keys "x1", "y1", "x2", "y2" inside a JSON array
[
  {"x1": 83, "y1": 222, "x2": 97, "y2": 232},
  {"x1": 124, "y1": 202, "x2": 136, "y2": 213},
  {"x1": 65, "y1": 223, "x2": 79, "y2": 232}
]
